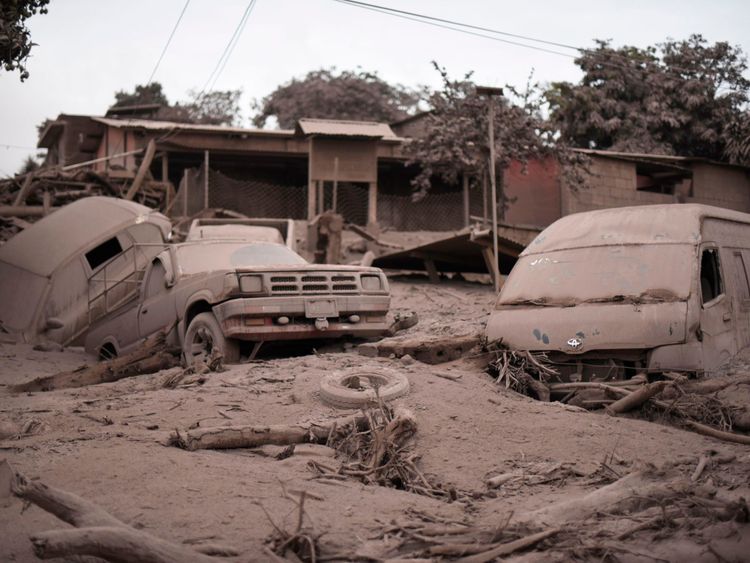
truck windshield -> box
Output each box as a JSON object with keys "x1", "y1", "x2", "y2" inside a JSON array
[
  {"x1": 175, "y1": 243, "x2": 306, "y2": 275},
  {"x1": 498, "y1": 244, "x2": 694, "y2": 306}
]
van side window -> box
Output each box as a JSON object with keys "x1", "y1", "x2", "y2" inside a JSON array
[
  {"x1": 733, "y1": 252, "x2": 750, "y2": 301},
  {"x1": 700, "y1": 248, "x2": 724, "y2": 304},
  {"x1": 85, "y1": 237, "x2": 123, "y2": 270}
]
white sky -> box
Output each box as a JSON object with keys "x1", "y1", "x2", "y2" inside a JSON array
[{"x1": 1, "y1": 0, "x2": 748, "y2": 176}]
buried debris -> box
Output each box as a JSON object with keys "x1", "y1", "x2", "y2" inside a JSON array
[
  {"x1": 373, "y1": 468, "x2": 749, "y2": 561},
  {"x1": 359, "y1": 333, "x2": 479, "y2": 365},
  {"x1": 0, "y1": 460, "x2": 234, "y2": 563},
  {"x1": 308, "y1": 402, "x2": 455, "y2": 499},
  {"x1": 11, "y1": 329, "x2": 180, "y2": 393},
  {"x1": 487, "y1": 344, "x2": 750, "y2": 443}
]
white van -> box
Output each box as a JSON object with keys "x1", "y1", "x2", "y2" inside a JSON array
[
  {"x1": 486, "y1": 204, "x2": 750, "y2": 377},
  {"x1": 0, "y1": 197, "x2": 171, "y2": 346}
]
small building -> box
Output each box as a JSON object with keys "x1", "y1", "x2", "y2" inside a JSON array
[{"x1": 36, "y1": 113, "x2": 750, "y2": 237}]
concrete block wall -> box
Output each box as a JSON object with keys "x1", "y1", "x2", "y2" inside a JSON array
[{"x1": 562, "y1": 156, "x2": 750, "y2": 217}]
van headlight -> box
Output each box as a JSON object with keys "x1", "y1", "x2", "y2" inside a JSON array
[
  {"x1": 361, "y1": 275, "x2": 382, "y2": 291},
  {"x1": 240, "y1": 274, "x2": 264, "y2": 293}
]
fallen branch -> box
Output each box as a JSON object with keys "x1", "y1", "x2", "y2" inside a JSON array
[
  {"x1": 684, "y1": 420, "x2": 750, "y2": 445},
  {"x1": 1, "y1": 460, "x2": 230, "y2": 563},
  {"x1": 174, "y1": 412, "x2": 368, "y2": 451},
  {"x1": 12, "y1": 330, "x2": 178, "y2": 393},
  {"x1": 455, "y1": 528, "x2": 561, "y2": 563},
  {"x1": 605, "y1": 381, "x2": 670, "y2": 415}
]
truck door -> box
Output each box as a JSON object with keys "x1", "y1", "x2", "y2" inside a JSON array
[
  {"x1": 698, "y1": 245, "x2": 736, "y2": 372},
  {"x1": 137, "y1": 260, "x2": 176, "y2": 341}
]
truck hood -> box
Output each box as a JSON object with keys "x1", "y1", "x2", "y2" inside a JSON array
[{"x1": 486, "y1": 301, "x2": 688, "y2": 352}]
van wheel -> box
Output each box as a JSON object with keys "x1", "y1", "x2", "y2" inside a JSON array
[
  {"x1": 319, "y1": 371, "x2": 410, "y2": 409},
  {"x1": 183, "y1": 312, "x2": 240, "y2": 366}
]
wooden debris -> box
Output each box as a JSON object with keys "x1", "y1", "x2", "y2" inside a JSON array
[
  {"x1": 685, "y1": 420, "x2": 750, "y2": 445},
  {"x1": 0, "y1": 460, "x2": 230, "y2": 563},
  {"x1": 455, "y1": 528, "x2": 561, "y2": 563},
  {"x1": 385, "y1": 311, "x2": 419, "y2": 337},
  {"x1": 11, "y1": 329, "x2": 178, "y2": 393},
  {"x1": 605, "y1": 381, "x2": 670, "y2": 415},
  {"x1": 359, "y1": 333, "x2": 478, "y2": 365}
]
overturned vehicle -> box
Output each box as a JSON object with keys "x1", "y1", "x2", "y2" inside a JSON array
[
  {"x1": 85, "y1": 239, "x2": 391, "y2": 363},
  {"x1": 486, "y1": 204, "x2": 750, "y2": 378}
]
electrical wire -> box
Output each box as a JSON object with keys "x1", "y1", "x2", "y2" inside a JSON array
[
  {"x1": 208, "y1": 0, "x2": 258, "y2": 92},
  {"x1": 332, "y1": 0, "x2": 576, "y2": 59},
  {"x1": 0, "y1": 143, "x2": 38, "y2": 150},
  {"x1": 331, "y1": 0, "x2": 710, "y2": 78},
  {"x1": 333, "y1": 0, "x2": 581, "y2": 53},
  {"x1": 197, "y1": 0, "x2": 257, "y2": 99},
  {"x1": 147, "y1": 0, "x2": 192, "y2": 86}
]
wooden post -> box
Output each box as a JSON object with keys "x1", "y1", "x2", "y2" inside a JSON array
[
  {"x1": 42, "y1": 191, "x2": 51, "y2": 216},
  {"x1": 161, "y1": 152, "x2": 169, "y2": 182},
  {"x1": 317, "y1": 181, "x2": 324, "y2": 214},
  {"x1": 307, "y1": 138, "x2": 316, "y2": 220},
  {"x1": 462, "y1": 172, "x2": 470, "y2": 227},
  {"x1": 182, "y1": 168, "x2": 188, "y2": 218},
  {"x1": 367, "y1": 181, "x2": 378, "y2": 231},
  {"x1": 482, "y1": 169, "x2": 488, "y2": 228},
  {"x1": 332, "y1": 156, "x2": 339, "y2": 213},
  {"x1": 124, "y1": 139, "x2": 156, "y2": 201},
  {"x1": 203, "y1": 150, "x2": 209, "y2": 210},
  {"x1": 12, "y1": 173, "x2": 36, "y2": 206}
]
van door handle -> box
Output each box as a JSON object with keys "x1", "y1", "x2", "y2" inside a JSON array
[
  {"x1": 723, "y1": 312, "x2": 731, "y2": 322},
  {"x1": 141, "y1": 308, "x2": 148, "y2": 315}
]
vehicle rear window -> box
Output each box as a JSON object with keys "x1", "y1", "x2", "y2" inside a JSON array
[{"x1": 85, "y1": 237, "x2": 123, "y2": 270}]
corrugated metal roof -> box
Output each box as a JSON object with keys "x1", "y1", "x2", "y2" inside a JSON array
[
  {"x1": 91, "y1": 117, "x2": 294, "y2": 137},
  {"x1": 296, "y1": 118, "x2": 398, "y2": 139}
]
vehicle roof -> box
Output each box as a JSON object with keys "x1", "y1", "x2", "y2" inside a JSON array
[
  {"x1": 524, "y1": 204, "x2": 750, "y2": 255},
  {"x1": 0, "y1": 197, "x2": 169, "y2": 277}
]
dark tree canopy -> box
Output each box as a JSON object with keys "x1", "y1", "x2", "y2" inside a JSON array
[
  {"x1": 406, "y1": 63, "x2": 586, "y2": 204},
  {"x1": 1, "y1": 0, "x2": 50, "y2": 81},
  {"x1": 111, "y1": 83, "x2": 242, "y2": 126},
  {"x1": 252, "y1": 68, "x2": 421, "y2": 128},
  {"x1": 546, "y1": 35, "x2": 750, "y2": 164},
  {"x1": 113, "y1": 83, "x2": 170, "y2": 107}
]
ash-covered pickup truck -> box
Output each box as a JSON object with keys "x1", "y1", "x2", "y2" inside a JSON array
[{"x1": 84, "y1": 239, "x2": 390, "y2": 364}]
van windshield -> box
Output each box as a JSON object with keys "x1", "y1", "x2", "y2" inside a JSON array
[{"x1": 499, "y1": 244, "x2": 694, "y2": 306}]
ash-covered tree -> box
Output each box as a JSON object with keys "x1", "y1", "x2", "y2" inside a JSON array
[
  {"x1": 546, "y1": 35, "x2": 750, "y2": 164},
  {"x1": 252, "y1": 68, "x2": 421, "y2": 128},
  {"x1": 1, "y1": 0, "x2": 50, "y2": 81},
  {"x1": 113, "y1": 83, "x2": 170, "y2": 107},
  {"x1": 110, "y1": 83, "x2": 242, "y2": 126},
  {"x1": 406, "y1": 63, "x2": 586, "y2": 213}
]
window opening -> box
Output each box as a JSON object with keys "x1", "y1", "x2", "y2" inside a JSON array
[
  {"x1": 85, "y1": 237, "x2": 123, "y2": 270},
  {"x1": 700, "y1": 248, "x2": 723, "y2": 304},
  {"x1": 733, "y1": 252, "x2": 750, "y2": 301}
]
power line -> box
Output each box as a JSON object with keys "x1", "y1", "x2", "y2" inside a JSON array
[
  {"x1": 0, "y1": 143, "x2": 38, "y2": 150},
  {"x1": 198, "y1": 0, "x2": 257, "y2": 99},
  {"x1": 331, "y1": 0, "x2": 577, "y2": 59},
  {"x1": 331, "y1": 0, "x2": 713, "y2": 81},
  {"x1": 208, "y1": 0, "x2": 258, "y2": 92},
  {"x1": 334, "y1": 0, "x2": 581, "y2": 53},
  {"x1": 147, "y1": 0, "x2": 192, "y2": 86}
]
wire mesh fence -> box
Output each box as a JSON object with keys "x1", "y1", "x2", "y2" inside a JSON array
[{"x1": 173, "y1": 166, "x2": 487, "y2": 231}]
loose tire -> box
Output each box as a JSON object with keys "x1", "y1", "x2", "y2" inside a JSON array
[
  {"x1": 183, "y1": 312, "x2": 240, "y2": 366},
  {"x1": 319, "y1": 370, "x2": 410, "y2": 409}
]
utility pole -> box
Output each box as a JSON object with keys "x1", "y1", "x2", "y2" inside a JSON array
[{"x1": 476, "y1": 86, "x2": 504, "y2": 292}]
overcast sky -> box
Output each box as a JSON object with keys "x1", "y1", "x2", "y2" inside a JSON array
[{"x1": 1, "y1": 0, "x2": 748, "y2": 176}]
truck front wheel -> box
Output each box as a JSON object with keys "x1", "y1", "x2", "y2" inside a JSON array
[{"x1": 183, "y1": 312, "x2": 240, "y2": 366}]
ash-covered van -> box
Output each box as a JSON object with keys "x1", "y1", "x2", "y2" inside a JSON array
[
  {"x1": 486, "y1": 204, "x2": 750, "y2": 377},
  {"x1": 0, "y1": 197, "x2": 171, "y2": 345}
]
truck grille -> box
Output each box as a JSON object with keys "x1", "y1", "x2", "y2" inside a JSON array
[{"x1": 267, "y1": 272, "x2": 363, "y2": 295}]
